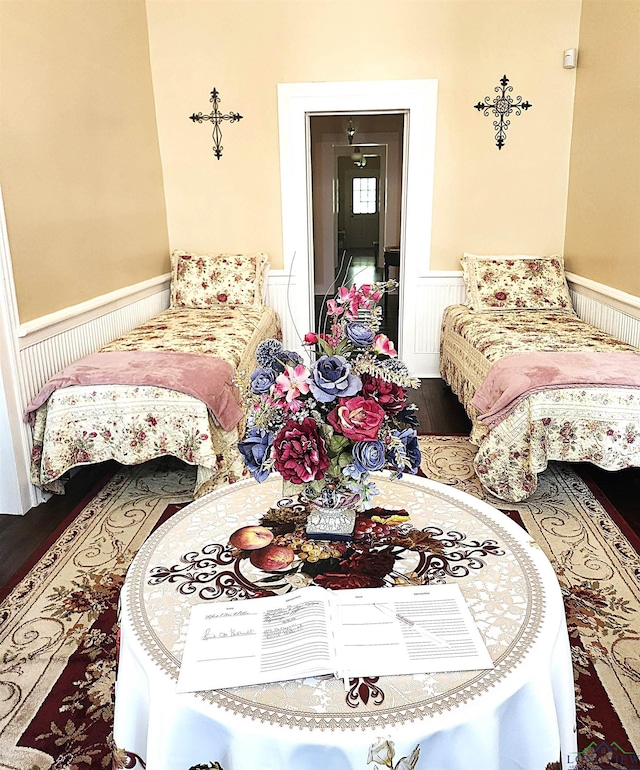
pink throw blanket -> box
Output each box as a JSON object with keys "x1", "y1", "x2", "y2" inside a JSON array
[
  {"x1": 471, "y1": 351, "x2": 640, "y2": 429},
  {"x1": 23, "y1": 350, "x2": 243, "y2": 432}
]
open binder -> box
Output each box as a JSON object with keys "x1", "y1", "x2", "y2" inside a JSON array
[{"x1": 177, "y1": 583, "x2": 493, "y2": 692}]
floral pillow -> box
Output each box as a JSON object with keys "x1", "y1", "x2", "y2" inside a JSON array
[
  {"x1": 461, "y1": 253, "x2": 575, "y2": 313},
  {"x1": 170, "y1": 251, "x2": 268, "y2": 308}
]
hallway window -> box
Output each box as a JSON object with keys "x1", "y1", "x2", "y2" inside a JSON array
[{"x1": 352, "y1": 177, "x2": 377, "y2": 214}]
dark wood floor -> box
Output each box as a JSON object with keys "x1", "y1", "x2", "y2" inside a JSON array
[
  {"x1": 1, "y1": 379, "x2": 639, "y2": 590},
  {"x1": 314, "y1": 248, "x2": 399, "y2": 342}
]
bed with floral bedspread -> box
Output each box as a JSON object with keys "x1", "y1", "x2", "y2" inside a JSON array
[
  {"x1": 27, "y1": 251, "x2": 281, "y2": 498},
  {"x1": 440, "y1": 253, "x2": 640, "y2": 502}
]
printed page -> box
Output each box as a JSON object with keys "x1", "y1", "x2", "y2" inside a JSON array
[
  {"x1": 333, "y1": 584, "x2": 494, "y2": 679},
  {"x1": 177, "y1": 586, "x2": 335, "y2": 692}
]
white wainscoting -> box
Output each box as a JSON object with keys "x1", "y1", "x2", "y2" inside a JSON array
[
  {"x1": 17, "y1": 278, "x2": 170, "y2": 508},
  {"x1": 17, "y1": 271, "x2": 640, "y2": 408},
  {"x1": 411, "y1": 274, "x2": 467, "y2": 377},
  {"x1": 265, "y1": 273, "x2": 305, "y2": 353},
  {"x1": 263, "y1": 272, "x2": 640, "y2": 377},
  {"x1": 566, "y1": 273, "x2": 640, "y2": 348},
  {"x1": 18, "y1": 281, "x2": 171, "y2": 405},
  {"x1": 14, "y1": 269, "x2": 640, "y2": 509}
]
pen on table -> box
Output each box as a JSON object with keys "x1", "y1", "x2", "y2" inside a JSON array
[{"x1": 374, "y1": 604, "x2": 448, "y2": 647}]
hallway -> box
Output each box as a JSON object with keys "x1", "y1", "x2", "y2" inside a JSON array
[{"x1": 314, "y1": 247, "x2": 399, "y2": 342}]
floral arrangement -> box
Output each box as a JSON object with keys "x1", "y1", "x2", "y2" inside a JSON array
[{"x1": 238, "y1": 281, "x2": 421, "y2": 508}]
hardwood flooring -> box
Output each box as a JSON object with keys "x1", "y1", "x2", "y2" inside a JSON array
[{"x1": 1, "y1": 379, "x2": 638, "y2": 590}]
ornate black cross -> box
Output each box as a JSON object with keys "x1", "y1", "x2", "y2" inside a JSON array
[
  {"x1": 474, "y1": 75, "x2": 532, "y2": 150},
  {"x1": 190, "y1": 87, "x2": 243, "y2": 159}
]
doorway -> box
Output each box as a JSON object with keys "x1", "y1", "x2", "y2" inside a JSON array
[
  {"x1": 276, "y1": 79, "x2": 438, "y2": 374},
  {"x1": 309, "y1": 113, "x2": 404, "y2": 343}
]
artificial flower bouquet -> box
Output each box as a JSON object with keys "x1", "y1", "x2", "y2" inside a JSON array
[
  {"x1": 238, "y1": 281, "x2": 420, "y2": 507},
  {"x1": 238, "y1": 281, "x2": 422, "y2": 513}
]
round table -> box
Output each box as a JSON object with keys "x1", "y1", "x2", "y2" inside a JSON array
[{"x1": 112, "y1": 473, "x2": 576, "y2": 770}]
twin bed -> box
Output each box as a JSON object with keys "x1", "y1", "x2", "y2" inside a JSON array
[
  {"x1": 26, "y1": 250, "x2": 640, "y2": 505},
  {"x1": 440, "y1": 254, "x2": 640, "y2": 502},
  {"x1": 26, "y1": 251, "x2": 281, "y2": 498}
]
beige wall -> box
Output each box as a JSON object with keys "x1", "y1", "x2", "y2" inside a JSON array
[
  {"x1": 146, "y1": 0, "x2": 581, "y2": 272},
  {"x1": 0, "y1": 0, "x2": 169, "y2": 323},
  {"x1": 1, "y1": 0, "x2": 592, "y2": 322},
  {"x1": 564, "y1": 0, "x2": 640, "y2": 297}
]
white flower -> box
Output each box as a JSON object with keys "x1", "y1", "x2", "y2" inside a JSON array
[{"x1": 367, "y1": 739, "x2": 395, "y2": 767}]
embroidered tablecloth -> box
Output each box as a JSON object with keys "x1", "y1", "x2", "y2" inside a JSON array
[{"x1": 113, "y1": 474, "x2": 576, "y2": 770}]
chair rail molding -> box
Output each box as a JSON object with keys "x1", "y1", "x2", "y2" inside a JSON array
[
  {"x1": 18, "y1": 274, "x2": 171, "y2": 348},
  {"x1": 566, "y1": 272, "x2": 640, "y2": 348}
]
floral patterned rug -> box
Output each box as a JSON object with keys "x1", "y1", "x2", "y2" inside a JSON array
[{"x1": 0, "y1": 443, "x2": 638, "y2": 769}]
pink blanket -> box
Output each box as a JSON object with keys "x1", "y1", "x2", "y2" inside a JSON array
[
  {"x1": 23, "y1": 350, "x2": 243, "y2": 432},
  {"x1": 471, "y1": 351, "x2": 640, "y2": 429}
]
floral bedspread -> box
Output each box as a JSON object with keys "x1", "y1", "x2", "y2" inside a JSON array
[
  {"x1": 30, "y1": 305, "x2": 281, "y2": 497},
  {"x1": 440, "y1": 304, "x2": 640, "y2": 501}
]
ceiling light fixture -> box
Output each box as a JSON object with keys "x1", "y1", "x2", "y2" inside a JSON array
[{"x1": 346, "y1": 119, "x2": 367, "y2": 167}]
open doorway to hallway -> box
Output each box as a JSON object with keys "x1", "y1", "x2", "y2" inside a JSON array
[{"x1": 309, "y1": 113, "x2": 404, "y2": 343}]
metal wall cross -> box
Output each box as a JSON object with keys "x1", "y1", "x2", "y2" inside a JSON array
[
  {"x1": 190, "y1": 87, "x2": 243, "y2": 159},
  {"x1": 474, "y1": 75, "x2": 532, "y2": 150}
]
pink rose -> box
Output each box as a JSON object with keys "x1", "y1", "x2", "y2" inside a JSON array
[
  {"x1": 327, "y1": 396, "x2": 385, "y2": 441},
  {"x1": 273, "y1": 417, "x2": 329, "y2": 484},
  {"x1": 373, "y1": 334, "x2": 397, "y2": 357},
  {"x1": 304, "y1": 332, "x2": 319, "y2": 344}
]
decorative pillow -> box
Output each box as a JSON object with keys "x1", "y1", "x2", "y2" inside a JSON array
[
  {"x1": 461, "y1": 253, "x2": 575, "y2": 313},
  {"x1": 170, "y1": 251, "x2": 269, "y2": 308}
]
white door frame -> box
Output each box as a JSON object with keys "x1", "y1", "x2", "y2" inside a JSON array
[{"x1": 277, "y1": 79, "x2": 438, "y2": 373}]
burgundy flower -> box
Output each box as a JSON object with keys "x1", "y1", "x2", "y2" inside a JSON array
[
  {"x1": 272, "y1": 417, "x2": 329, "y2": 484},
  {"x1": 361, "y1": 374, "x2": 407, "y2": 414},
  {"x1": 327, "y1": 396, "x2": 385, "y2": 441},
  {"x1": 340, "y1": 549, "x2": 396, "y2": 578}
]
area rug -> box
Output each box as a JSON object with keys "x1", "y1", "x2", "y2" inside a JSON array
[
  {"x1": 0, "y1": 458, "x2": 195, "y2": 770},
  {"x1": 0, "y1": 443, "x2": 639, "y2": 769}
]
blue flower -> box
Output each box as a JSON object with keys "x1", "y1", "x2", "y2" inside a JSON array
[
  {"x1": 342, "y1": 463, "x2": 363, "y2": 481},
  {"x1": 250, "y1": 367, "x2": 276, "y2": 395},
  {"x1": 352, "y1": 440, "x2": 386, "y2": 473},
  {"x1": 389, "y1": 428, "x2": 421, "y2": 476},
  {"x1": 267, "y1": 349, "x2": 304, "y2": 374},
  {"x1": 255, "y1": 339, "x2": 283, "y2": 370},
  {"x1": 308, "y1": 355, "x2": 362, "y2": 403},
  {"x1": 237, "y1": 428, "x2": 273, "y2": 482},
  {"x1": 395, "y1": 405, "x2": 420, "y2": 429},
  {"x1": 281, "y1": 350, "x2": 304, "y2": 367},
  {"x1": 345, "y1": 321, "x2": 375, "y2": 347}
]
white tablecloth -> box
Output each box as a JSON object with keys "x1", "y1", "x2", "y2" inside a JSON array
[{"x1": 113, "y1": 474, "x2": 577, "y2": 770}]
